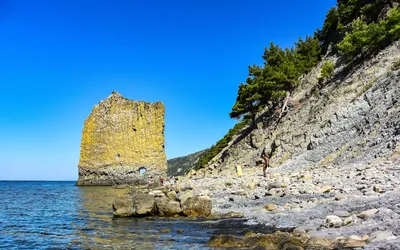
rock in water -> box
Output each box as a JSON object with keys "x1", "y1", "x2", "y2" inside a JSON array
[{"x1": 76, "y1": 92, "x2": 167, "y2": 186}]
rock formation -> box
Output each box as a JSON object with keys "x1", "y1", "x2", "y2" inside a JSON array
[{"x1": 76, "y1": 92, "x2": 167, "y2": 186}]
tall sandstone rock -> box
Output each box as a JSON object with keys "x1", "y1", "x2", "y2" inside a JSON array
[{"x1": 76, "y1": 92, "x2": 167, "y2": 186}]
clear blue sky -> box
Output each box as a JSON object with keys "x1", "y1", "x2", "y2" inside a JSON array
[{"x1": 0, "y1": 0, "x2": 336, "y2": 180}]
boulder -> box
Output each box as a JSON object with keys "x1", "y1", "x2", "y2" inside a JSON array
[
  {"x1": 306, "y1": 236, "x2": 333, "y2": 250},
  {"x1": 112, "y1": 196, "x2": 134, "y2": 217},
  {"x1": 177, "y1": 190, "x2": 194, "y2": 205},
  {"x1": 132, "y1": 192, "x2": 155, "y2": 216},
  {"x1": 155, "y1": 196, "x2": 182, "y2": 217},
  {"x1": 357, "y1": 209, "x2": 378, "y2": 219},
  {"x1": 369, "y1": 231, "x2": 397, "y2": 242},
  {"x1": 325, "y1": 215, "x2": 343, "y2": 228},
  {"x1": 182, "y1": 196, "x2": 212, "y2": 217},
  {"x1": 334, "y1": 237, "x2": 366, "y2": 248},
  {"x1": 167, "y1": 190, "x2": 177, "y2": 199}
]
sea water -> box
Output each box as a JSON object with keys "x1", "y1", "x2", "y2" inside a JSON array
[{"x1": 0, "y1": 181, "x2": 271, "y2": 249}]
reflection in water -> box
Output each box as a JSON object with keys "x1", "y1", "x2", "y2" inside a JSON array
[{"x1": 71, "y1": 186, "x2": 213, "y2": 249}]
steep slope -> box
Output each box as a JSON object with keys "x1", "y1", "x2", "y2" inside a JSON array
[{"x1": 203, "y1": 41, "x2": 400, "y2": 176}]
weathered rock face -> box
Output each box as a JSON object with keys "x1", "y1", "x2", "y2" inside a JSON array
[{"x1": 76, "y1": 92, "x2": 167, "y2": 186}]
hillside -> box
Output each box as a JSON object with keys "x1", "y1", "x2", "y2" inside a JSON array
[{"x1": 167, "y1": 149, "x2": 207, "y2": 176}]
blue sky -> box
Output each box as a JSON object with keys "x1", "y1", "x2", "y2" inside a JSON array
[{"x1": 0, "y1": 0, "x2": 336, "y2": 180}]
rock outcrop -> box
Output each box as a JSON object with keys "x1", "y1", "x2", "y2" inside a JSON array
[
  {"x1": 76, "y1": 92, "x2": 167, "y2": 186},
  {"x1": 112, "y1": 187, "x2": 212, "y2": 218}
]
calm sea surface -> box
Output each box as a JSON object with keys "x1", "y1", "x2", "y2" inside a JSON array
[{"x1": 0, "y1": 181, "x2": 270, "y2": 249}]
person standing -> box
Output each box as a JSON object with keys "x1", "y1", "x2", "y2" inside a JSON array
[{"x1": 261, "y1": 147, "x2": 271, "y2": 178}]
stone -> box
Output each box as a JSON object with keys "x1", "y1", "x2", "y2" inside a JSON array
[
  {"x1": 335, "y1": 194, "x2": 347, "y2": 201},
  {"x1": 176, "y1": 229, "x2": 184, "y2": 234},
  {"x1": 325, "y1": 215, "x2": 343, "y2": 228},
  {"x1": 76, "y1": 92, "x2": 167, "y2": 186},
  {"x1": 306, "y1": 236, "x2": 333, "y2": 250},
  {"x1": 265, "y1": 190, "x2": 276, "y2": 196},
  {"x1": 208, "y1": 232, "x2": 305, "y2": 249},
  {"x1": 248, "y1": 182, "x2": 256, "y2": 190},
  {"x1": 177, "y1": 190, "x2": 193, "y2": 205},
  {"x1": 166, "y1": 190, "x2": 177, "y2": 199},
  {"x1": 369, "y1": 231, "x2": 397, "y2": 242},
  {"x1": 357, "y1": 209, "x2": 378, "y2": 219},
  {"x1": 333, "y1": 210, "x2": 351, "y2": 218},
  {"x1": 373, "y1": 186, "x2": 385, "y2": 193},
  {"x1": 264, "y1": 204, "x2": 277, "y2": 211},
  {"x1": 268, "y1": 181, "x2": 282, "y2": 189},
  {"x1": 334, "y1": 238, "x2": 366, "y2": 248},
  {"x1": 112, "y1": 196, "x2": 134, "y2": 217},
  {"x1": 343, "y1": 216, "x2": 353, "y2": 225},
  {"x1": 319, "y1": 185, "x2": 333, "y2": 193},
  {"x1": 293, "y1": 227, "x2": 307, "y2": 237},
  {"x1": 160, "y1": 229, "x2": 171, "y2": 234},
  {"x1": 132, "y1": 191, "x2": 155, "y2": 216},
  {"x1": 149, "y1": 190, "x2": 165, "y2": 197},
  {"x1": 221, "y1": 211, "x2": 244, "y2": 218},
  {"x1": 182, "y1": 196, "x2": 212, "y2": 217},
  {"x1": 155, "y1": 196, "x2": 182, "y2": 217},
  {"x1": 299, "y1": 174, "x2": 313, "y2": 181}
]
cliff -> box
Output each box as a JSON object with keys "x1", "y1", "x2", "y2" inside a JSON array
[
  {"x1": 202, "y1": 41, "x2": 400, "y2": 176},
  {"x1": 76, "y1": 92, "x2": 167, "y2": 186}
]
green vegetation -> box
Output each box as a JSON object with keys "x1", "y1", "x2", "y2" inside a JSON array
[
  {"x1": 336, "y1": 6, "x2": 400, "y2": 60},
  {"x1": 229, "y1": 37, "x2": 320, "y2": 121},
  {"x1": 320, "y1": 61, "x2": 335, "y2": 80},
  {"x1": 337, "y1": 19, "x2": 386, "y2": 58},
  {"x1": 195, "y1": 0, "x2": 400, "y2": 170}
]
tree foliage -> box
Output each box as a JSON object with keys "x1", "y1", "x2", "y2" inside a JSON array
[
  {"x1": 229, "y1": 39, "x2": 320, "y2": 120},
  {"x1": 337, "y1": 18, "x2": 386, "y2": 57},
  {"x1": 338, "y1": 6, "x2": 400, "y2": 59}
]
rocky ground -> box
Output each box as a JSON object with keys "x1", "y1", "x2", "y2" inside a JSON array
[
  {"x1": 115, "y1": 42, "x2": 400, "y2": 249},
  {"x1": 174, "y1": 151, "x2": 400, "y2": 249},
  {"x1": 160, "y1": 41, "x2": 400, "y2": 249}
]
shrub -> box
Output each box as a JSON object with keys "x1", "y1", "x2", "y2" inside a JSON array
[
  {"x1": 337, "y1": 18, "x2": 385, "y2": 59},
  {"x1": 320, "y1": 61, "x2": 335, "y2": 79},
  {"x1": 385, "y1": 7, "x2": 400, "y2": 40}
]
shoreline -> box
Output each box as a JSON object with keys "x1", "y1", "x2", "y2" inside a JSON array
[{"x1": 172, "y1": 158, "x2": 400, "y2": 249}]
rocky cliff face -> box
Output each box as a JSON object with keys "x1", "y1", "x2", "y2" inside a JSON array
[
  {"x1": 76, "y1": 92, "x2": 167, "y2": 186},
  {"x1": 203, "y1": 41, "x2": 400, "y2": 176}
]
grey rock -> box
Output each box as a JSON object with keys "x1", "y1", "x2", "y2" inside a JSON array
[
  {"x1": 369, "y1": 231, "x2": 397, "y2": 242},
  {"x1": 325, "y1": 215, "x2": 343, "y2": 228},
  {"x1": 333, "y1": 210, "x2": 351, "y2": 218}
]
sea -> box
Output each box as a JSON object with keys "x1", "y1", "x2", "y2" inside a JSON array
[{"x1": 0, "y1": 181, "x2": 273, "y2": 249}]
